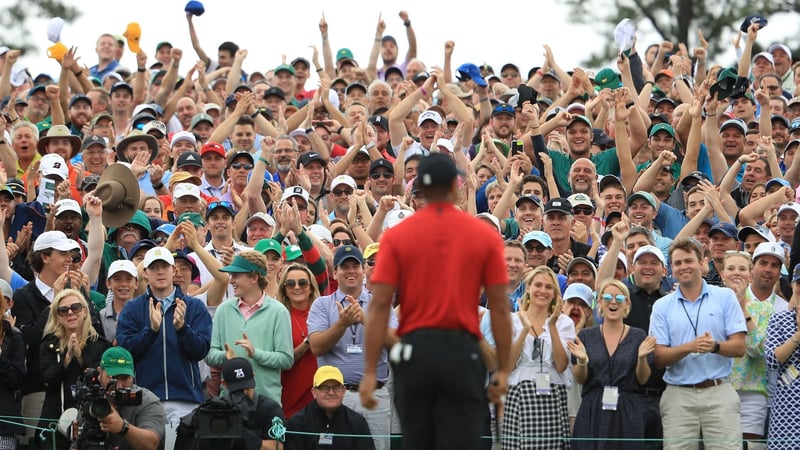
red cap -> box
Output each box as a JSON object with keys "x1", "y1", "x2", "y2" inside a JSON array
[{"x1": 201, "y1": 142, "x2": 226, "y2": 158}]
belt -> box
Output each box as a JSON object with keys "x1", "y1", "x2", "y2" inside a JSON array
[
  {"x1": 344, "y1": 381, "x2": 385, "y2": 392},
  {"x1": 638, "y1": 387, "x2": 665, "y2": 396},
  {"x1": 676, "y1": 379, "x2": 725, "y2": 389}
]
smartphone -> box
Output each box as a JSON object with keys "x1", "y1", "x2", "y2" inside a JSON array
[
  {"x1": 511, "y1": 140, "x2": 524, "y2": 156},
  {"x1": 517, "y1": 85, "x2": 537, "y2": 106}
]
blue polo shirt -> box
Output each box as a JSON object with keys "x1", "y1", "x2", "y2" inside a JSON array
[
  {"x1": 649, "y1": 280, "x2": 746, "y2": 385},
  {"x1": 307, "y1": 289, "x2": 398, "y2": 384}
]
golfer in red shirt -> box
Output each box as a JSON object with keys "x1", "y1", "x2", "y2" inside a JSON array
[{"x1": 360, "y1": 152, "x2": 512, "y2": 450}]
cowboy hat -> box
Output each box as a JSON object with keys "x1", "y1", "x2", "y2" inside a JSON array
[
  {"x1": 94, "y1": 163, "x2": 141, "y2": 228},
  {"x1": 116, "y1": 130, "x2": 159, "y2": 164},
  {"x1": 37, "y1": 125, "x2": 81, "y2": 158}
]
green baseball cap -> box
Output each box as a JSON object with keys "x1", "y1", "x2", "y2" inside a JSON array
[
  {"x1": 176, "y1": 212, "x2": 205, "y2": 227},
  {"x1": 648, "y1": 123, "x2": 675, "y2": 138},
  {"x1": 336, "y1": 48, "x2": 354, "y2": 63},
  {"x1": 101, "y1": 347, "x2": 135, "y2": 377},
  {"x1": 627, "y1": 191, "x2": 658, "y2": 209},
  {"x1": 284, "y1": 244, "x2": 302, "y2": 261},
  {"x1": 254, "y1": 238, "x2": 282, "y2": 256},
  {"x1": 219, "y1": 254, "x2": 267, "y2": 276},
  {"x1": 274, "y1": 64, "x2": 296, "y2": 76},
  {"x1": 594, "y1": 68, "x2": 621, "y2": 91}
]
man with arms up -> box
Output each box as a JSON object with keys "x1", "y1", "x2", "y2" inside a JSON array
[
  {"x1": 649, "y1": 238, "x2": 746, "y2": 450},
  {"x1": 360, "y1": 153, "x2": 512, "y2": 450}
]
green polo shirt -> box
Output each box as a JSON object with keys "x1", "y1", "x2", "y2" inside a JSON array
[{"x1": 549, "y1": 147, "x2": 620, "y2": 192}]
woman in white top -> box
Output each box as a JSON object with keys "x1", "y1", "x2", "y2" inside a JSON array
[{"x1": 502, "y1": 266, "x2": 576, "y2": 449}]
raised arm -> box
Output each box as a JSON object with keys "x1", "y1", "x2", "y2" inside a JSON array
[
  {"x1": 154, "y1": 48, "x2": 182, "y2": 107},
  {"x1": 225, "y1": 49, "x2": 248, "y2": 94},
  {"x1": 320, "y1": 14, "x2": 334, "y2": 78},
  {"x1": 738, "y1": 23, "x2": 758, "y2": 79},
  {"x1": 81, "y1": 195, "x2": 105, "y2": 287},
  {"x1": 186, "y1": 14, "x2": 211, "y2": 67},
  {"x1": 399, "y1": 11, "x2": 417, "y2": 62},
  {"x1": 208, "y1": 91, "x2": 252, "y2": 144},
  {"x1": 739, "y1": 185, "x2": 794, "y2": 226},
  {"x1": 365, "y1": 15, "x2": 385, "y2": 82},
  {"x1": 132, "y1": 51, "x2": 148, "y2": 106},
  {"x1": 633, "y1": 151, "x2": 676, "y2": 194},
  {"x1": 614, "y1": 89, "x2": 637, "y2": 192},
  {"x1": 46, "y1": 85, "x2": 65, "y2": 126},
  {"x1": 678, "y1": 93, "x2": 705, "y2": 182},
  {"x1": 443, "y1": 41, "x2": 454, "y2": 84},
  {"x1": 161, "y1": 65, "x2": 196, "y2": 124},
  {"x1": 388, "y1": 76, "x2": 434, "y2": 147}
]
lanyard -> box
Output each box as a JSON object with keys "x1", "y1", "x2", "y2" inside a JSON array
[
  {"x1": 338, "y1": 294, "x2": 361, "y2": 344},
  {"x1": 601, "y1": 324, "x2": 626, "y2": 383},
  {"x1": 679, "y1": 296, "x2": 704, "y2": 337}
]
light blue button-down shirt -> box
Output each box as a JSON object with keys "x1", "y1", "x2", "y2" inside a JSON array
[{"x1": 649, "y1": 280, "x2": 746, "y2": 385}]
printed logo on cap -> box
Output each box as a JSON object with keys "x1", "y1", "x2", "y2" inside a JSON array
[{"x1": 234, "y1": 368, "x2": 245, "y2": 379}]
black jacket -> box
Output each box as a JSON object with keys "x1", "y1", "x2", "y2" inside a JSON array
[
  {"x1": 0, "y1": 322, "x2": 25, "y2": 435},
  {"x1": 12, "y1": 281, "x2": 52, "y2": 394},
  {"x1": 285, "y1": 400, "x2": 375, "y2": 450}
]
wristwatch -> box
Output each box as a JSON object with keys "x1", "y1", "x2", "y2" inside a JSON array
[
  {"x1": 711, "y1": 342, "x2": 720, "y2": 353},
  {"x1": 118, "y1": 419, "x2": 130, "y2": 436}
]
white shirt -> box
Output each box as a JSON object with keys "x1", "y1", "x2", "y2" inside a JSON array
[
  {"x1": 35, "y1": 277, "x2": 55, "y2": 303},
  {"x1": 508, "y1": 313, "x2": 576, "y2": 386}
]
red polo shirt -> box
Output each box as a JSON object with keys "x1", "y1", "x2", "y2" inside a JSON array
[{"x1": 372, "y1": 202, "x2": 508, "y2": 338}]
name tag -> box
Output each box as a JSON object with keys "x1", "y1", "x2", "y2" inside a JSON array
[
  {"x1": 346, "y1": 344, "x2": 363, "y2": 354},
  {"x1": 319, "y1": 433, "x2": 334, "y2": 445},
  {"x1": 602, "y1": 386, "x2": 619, "y2": 410},
  {"x1": 534, "y1": 371, "x2": 551, "y2": 395}
]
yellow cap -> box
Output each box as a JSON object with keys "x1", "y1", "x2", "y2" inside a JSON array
[
  {"x1": 363, "y1": 242, "x2": 380, "y2": 260},
  {"x1": 313, "y1": 365, "x2": 344, "y2": 387},
  {"x1": 123, "y1": 23, "x2": 141, "y2": 54}
]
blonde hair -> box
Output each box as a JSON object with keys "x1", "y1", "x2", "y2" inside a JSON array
[
  {"x1": 277, "y1": 264, "x2": 320, "y2": 309},
  {"x1": 237, "y1": 251, "x2": 270, "y2": 290},
  {"x1": 597, "y1": 279, "x2": 631, "y2": 318},
  {"x1": 521, "y1": 266, "x2": 561, "y2": 314},
  {"x1": 44, "y1": 289, "x2": 98, "y2": 353}
]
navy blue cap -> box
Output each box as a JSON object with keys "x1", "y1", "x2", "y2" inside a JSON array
[
  {"x1": 708, "y1": 222, "x2": 738, "y2": 239},
  {"x1": 740, "y1": 14, "x2": 768, "y2": 32},
  {"x1": 206, "y1": 201, "x2": 236, "y2": 219},
  {"x1": 68, "y1": 95, "x2": 91, "y2": 109},
  {"x1": 173, "y1": 250, "x2": 200, "y2": 279},
  {"x1": 129, "y1": 239, "x2": 157, "y2": 261},
  {"x1": 110, "y1": 82, "x2": 133, "y2": 95},
  {"x1": 333, "y1": 245, "x2": 364, "y2": 267}
]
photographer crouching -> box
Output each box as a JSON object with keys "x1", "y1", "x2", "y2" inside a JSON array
[{"x1": 71, "y1": 347, "x2": 165, "y2": 450}]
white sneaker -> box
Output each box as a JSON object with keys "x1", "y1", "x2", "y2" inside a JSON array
[{"x1": 614, "y1": 18, "x2": 637, "y2": 53}]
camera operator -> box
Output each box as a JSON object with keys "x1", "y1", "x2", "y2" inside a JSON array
[{"x1": 92, "y1": 346, "x2": 166, "y2": 450}]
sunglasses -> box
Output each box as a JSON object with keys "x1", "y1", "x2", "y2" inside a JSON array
[
  {"x1": 57, "y1": 303, "x2": 84, "y2": 317},
  {"x1": 493, "y1": 104, "x2": 515, "y2": 115},
  {"x1": 332, "y1": 189, "x2": 353, "y2": 197},
  {"x1": 370, "y1": 172, "x2": 393, "y2": 180},
  {"x1": 601, "y1": 294, "x2": 626, "y2": 303},
  {"x1": 573, "y1": 207, "x2": 594, "y2": 216},
  {"x1": 208, "y1": 201, "x2": 234, "y2": 214},
  {"x1": 285, "y1": 279, "x2": 310, "y2": 288},
  {"x1": 502, "y1": 72, "x2": 519, "y2": 78},
  {"x1": 531, "y1": 337, "x2": 542, "y2": 360},
  {"x1": 153, "y1": 236, "x2": 168, "y2": 245},
  {"x1": 525, "y1": 244, "x2": 548, "y2": 253},
  {"x1": 365, "y1": 259, "x2": 377, "y2": 266},
  {"x1": 230, "y1": 163, "x2": 254, "y2": 170},
  {"x1": 333, "y1": 239, "x2": 353, "y2": 247}
]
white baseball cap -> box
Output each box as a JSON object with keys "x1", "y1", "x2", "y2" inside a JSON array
[
  {"x1": 436, "y1": 138, "x2": 454, "y2": 153},
  {"x1": 330, "y1": 175, "x2": 356, "y2": 190},
  {"x1": 417, "y1": 110, "x2": 443, "y2": 127},
  {"x1": 107, "y1": 260, "x2": 138, "y2": 279},
  {"x1": 39, "y1": 153, "x2": 69, "y2": 180},
  {"x1": 142, "y1": 246, "x2": 175, "y2": 268},
  {"x1": 170, "y1": 131, "x2": 197, "y2": 148},
  {"x1": 633, "y1": 245, "x2": 666, "y2": 266},
  {"x1": 33, "y1": 231, "x2": 80, "y2": 252},
  {"x1": 386, "y1": 209, "x2": 414, "y2": 229},
  {"x1": 308, "y1": 224, "x2": 333, "y2": 243},
  {"x1": 777, "y1": 203, "x2": 800, "y2": 218},
  {"x1": 563, "y1": 283, "x2": 594, "y2": 308},
  {"x1": 753, "y1": 241, "x2": 786, "y2": 266},
  {"x1": 173, "y1": 183, "x2": 201, "y2": 200},
  {"x1": 245, "y1": 211, "x2": 276, "y2": 228},
  {"x1": 280, "y1": 186, "x2": 310, "y2": 203},
  {"x1": 54, "y1": 199, "x2": 81, "y2": 217}
]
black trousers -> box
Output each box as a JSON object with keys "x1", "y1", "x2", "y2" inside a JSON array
[{"x1": 392, "y1": 329, "x2": 488, "y2": 450}]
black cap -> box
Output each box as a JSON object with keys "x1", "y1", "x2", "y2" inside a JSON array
[
  {"x1": 110, "y1": 82, "x2": 133, "y2": 95},
  {"x1": 263, "y1": 87, "x2": 285, "y2": 101},
  {"x1": 82, "y1": 135, "x2": 106, "y2": 150},
  {"x1": 6, "y1": 178, "x2": 25, "y2": 196},
  {"x1": 370, "y1": 158, "x2": 394, "y2": 174},
  {"x1": 544, "y1": 198, "x2": 573, "y2": 215},
  {"x1": 131, "y1": 112, "x2": 156, "y2": 126},
  {"x1": 417, "y1": 153, "x2": 463, "y2": 188},
  {"x1": 345, "y1": 82, "x2": 367, "y2": 95},
  {"x1": 297, "y1": 152, "x2": 326, "y2": 168},
  {"x1": 291, "y1": 57, "x2": 310, "y2": 68},
  {"x1": 592, "y1": 128, "x2": 614, "y2": 147},
  {"x1": 80, "y1": 174, "x2": 101, "y2": 191},
  {"x1": 384, "y1": 67, "x2": 403, "y2": 81},
  {"x1": 68, "y1": 95, "x2": 92, "y2": 109},
  {"x1": 177, "y1": 151, "x2": 202, "y2": 169},
  {"x1": 222, "y1": 357, "x2": 256, "y2": 392},
  {"x1": 681, "y1": 171, "x2": 711, "y2": 187},
  {"x1": 129, "y1": 239, "x2": 157, "y2": 261},
  {"x1": 333, "y1": 245, "x2": 364, "y2": 267},
  {"x1": 368, "y1": 115, "x2": 389, "y2": 131},
  {"x1": 227, "y1": 150, "x2": 255, "y2": 167}
]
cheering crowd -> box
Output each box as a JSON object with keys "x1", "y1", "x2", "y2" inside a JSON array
[{"x1": 1, "y1": 4, "x2": 800, "y2": 450}]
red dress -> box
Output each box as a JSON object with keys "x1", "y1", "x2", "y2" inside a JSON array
[{"x1": 280, "y1": 305, "x2": 317, "y2": 418}]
